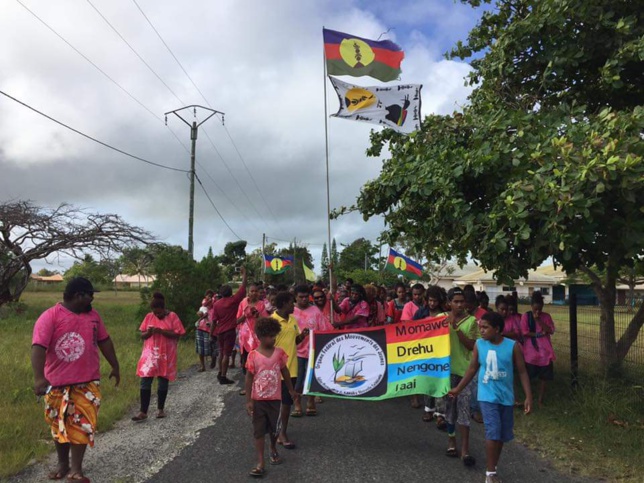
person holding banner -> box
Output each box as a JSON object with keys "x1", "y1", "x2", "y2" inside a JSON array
[
  {"x1": 444, "y1": 287, "x2": 479, "y2": 466},
  {"x1": 271, "y1": 292, "x2": 309, "y2": 449},
  {"x1": 332, "y1": 284, "x2": 370, "y2": 330},
  {"x1": 448, "y1": 312, "x2": 533, "y2": 483},
  {"x1": 401, "y1": 284, "x2": 427, "y2": 321},
  {"x1": 386, "y1": 282, "x2": 407, "y2": 324}
]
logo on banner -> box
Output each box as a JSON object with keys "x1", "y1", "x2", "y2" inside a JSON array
[{"x1": 314, "y1": 333, "x2": 386, "y2": 396}]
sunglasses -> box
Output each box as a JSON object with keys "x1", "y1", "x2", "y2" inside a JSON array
[{"x1": 313, "y1": 295, "x2": 325, "y2": 300}]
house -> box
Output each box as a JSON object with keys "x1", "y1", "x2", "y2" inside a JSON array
[
  {"x1": 29, "y1": 274, "x2": 64, "y2": 284},
  {"x1": 113, "y1": 274, "x2": 155, "y2": 288},
  {"x1": 430, "y1": 264, "x2": 481, "y2": 291},
  {"x1": 452, "y1": 268, "x2": 558, "y2": 303}
]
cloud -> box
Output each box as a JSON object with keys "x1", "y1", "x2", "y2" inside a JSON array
[{"x1": 0, "y1": 0, "x2": 474, "y2": 270}]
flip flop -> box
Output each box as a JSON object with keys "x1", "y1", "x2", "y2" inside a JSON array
[
  {"x1": 462, "y1": 454, "x2": 476, "y2": 466},
  {"x1": 249, "y1": 467, "x2": 265, "y2": 477},
  {"x1": 446, "y1": 447, "x2": 458, "y2": 458},
  {"x1": 67, "y1": 474, "x2": 90, "y2": 483},
  {"x1": 305, "y1": 408, "x2": 317, "y2": 416},
  {"x1": 314, "y1": 396, "x2": 323, "y2": 403},
  {"x1": 156, "y1": 412, "x2": 166, "y2": 419},
  {"x1": 269, "y1": 452, "x2": 282, "y2": 465},
  {"x1": 290, "y1": 409, "x2": 303, "y2": 418},
  {"x1": 48, "y1": 468, "x2": 69, "y2": 480},
  {"x1": 422, "y1": 411, "x2": 434, "y2": 422},
  {"x1": 278, "y1": 440, "x2": 296, "y2": 450},
  {"x1": 131, "y1": 414, "x2": 147, "y2": 422}
]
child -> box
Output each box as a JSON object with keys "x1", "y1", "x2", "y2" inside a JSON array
[
  {"x1": 245, "y1": 317, "x2": 296, "y2": 478},
  {"x1": 449, "y1": 312, "x2": 533, "y2": 483},
  {"x1": 520, "y1": 291, "x2": 555, "y2": 407}
]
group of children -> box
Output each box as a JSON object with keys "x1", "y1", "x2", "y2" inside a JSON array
[{"x1": 194, "y1": 276, "x2": 556, "y2": 481}]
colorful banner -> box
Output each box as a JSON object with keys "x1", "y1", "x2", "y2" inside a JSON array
[
  {"x1": 329, "y1": 77, "x2": 422, "y2": 134},
  {"x1": 263, "y1": 254, "x2": 293, "y2": 274},
  {"x1": 323, "y1": 28, "x2": 404, "y2": 82},
  {"x1": 385, "y1": 248, "x2": 423, "y2": 279},
  {"x1": 303, "y1": 315, "x2": 450, "y2": 400}
]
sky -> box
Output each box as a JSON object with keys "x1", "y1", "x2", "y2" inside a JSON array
[{"x1": 0, "y1": 0, "x2": 482, "y2": 274}]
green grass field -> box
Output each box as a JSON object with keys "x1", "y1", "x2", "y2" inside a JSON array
[{"x1": 0, "y1": 292, "x2": 199, "y2": 478}]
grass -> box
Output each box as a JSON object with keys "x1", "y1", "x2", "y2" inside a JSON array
[
  {"x1": 0, "y1": 291, "x2": 199, "y2": 479},
  {"x1": 514, "y1": 361, "x2": 644, "y2": 481}
]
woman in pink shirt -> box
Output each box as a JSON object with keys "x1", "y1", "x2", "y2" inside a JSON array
[
  {"x1": 519, "y1": 291, "x2": 555, "y2": 407},
  {"x1": 333, "y1": 284, "x2": 370, "y2": 330},
  {"x1": 237, "y1": 283, "x2": 269, "y2": 395},
  {"x1": 132, "y1": 292, "x2": 185, "y2": 421}
]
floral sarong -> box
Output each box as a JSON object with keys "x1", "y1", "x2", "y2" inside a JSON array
[{"x1": 44, "y1": 381, "x2": 101, "y2": 446}]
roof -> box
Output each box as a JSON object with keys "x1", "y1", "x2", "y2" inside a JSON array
[
  {"x1": 454, "y1": 268, "x2": 557, "y2": 285},
  {"x1": 30, "y1": 274, "x2": 64, "y2": 282},
  {"x1": 534, "y1": 264, "x2": 569, "y2": 281},
  {"x1": 113, "y1": 274, "x2": 156, "y2": 283},
  {"x1": 433, "y1": 263, "x2": 481, "y2": 279}
]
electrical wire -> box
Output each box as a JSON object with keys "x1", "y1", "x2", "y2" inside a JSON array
[
  {"x1": 194, "y1": 173, "x2": 243, "y2": 240},
  {"x1": 0, "y1": 89, "x2": 189, "y2": 173}
]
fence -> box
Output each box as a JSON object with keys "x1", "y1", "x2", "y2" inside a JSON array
[{"x1": 520, "y1": 296, "x2": 644, "y2": 383}]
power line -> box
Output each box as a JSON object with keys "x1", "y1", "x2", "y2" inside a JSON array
[
  {"x1": 0, "y1": 89, "x2": 189, "y2": 173},
  {"x1": 194, "y1": 173, "x2": 243, "y2": 241},
  {"x1": 128, "y1": 0, "x2": 287, "y2": 236}
]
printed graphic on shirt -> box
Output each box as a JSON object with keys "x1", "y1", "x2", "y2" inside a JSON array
[
  {"x1": 482, "y1": 349, "x2": 506, "y2": 383},
  {"x1": 54, "y1": 332, "x2": 86, "y2": 362},
  {"x1": 254, "y1": 367, "x2": 281, "y2": 399}
]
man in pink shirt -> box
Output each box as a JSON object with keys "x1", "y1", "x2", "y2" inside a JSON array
[
  {"x1": 31, "y1": 277, "x2": 120, "y2": 482},
  {"x1": 211, "y1": 266, "x2": 247, "y2": 384},
  {"x1": 401, "y1": 283, "x2": 427, "y2": 322},
  {"x1": 236, "y1": 282, "x2": 269, "y2": 394},
  {"x1": 293, "y1": 285, "x2": 332, "y2": 416}
]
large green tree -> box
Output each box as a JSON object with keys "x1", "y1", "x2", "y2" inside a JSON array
[
  {"x1": 337, "y1": 238, "x2": 379, "y2": 277},
  {"x1": 354, "y1": 0, "x2": 644, "y2": 369}
]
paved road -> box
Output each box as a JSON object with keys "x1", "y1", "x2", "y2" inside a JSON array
[{"x1": 150, "y1": 367, "x2": 586, "y2": 483}]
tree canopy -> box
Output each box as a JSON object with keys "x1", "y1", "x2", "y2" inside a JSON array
[{"x1": 355, "y1": 0, "x2": 644, "y2": 368}]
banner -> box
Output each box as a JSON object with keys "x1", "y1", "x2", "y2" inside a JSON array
[
  {"x1": 329, "y1": 77, "x2": 422, "y2": 134},
  {"x1": 263, "y1": 254, "x2": 293, "y2": 274},
  {"x1": 303, "y1": 315, "x2": 450, "y2": 400},
  {"x1": 323, "y1": 28, "x2": 404, "y2": 82},
  {"x1": 385, "y1": 248, "x2": 423, "y2": 279},
  {"x1": 303, "y1": 262, "x2": 316, "y2": 282}
]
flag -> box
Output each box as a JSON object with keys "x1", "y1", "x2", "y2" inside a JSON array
[
  {"x1": 303, "y1": 262, "x2": 316, "y2": 282},
  {"x1": 329, "y1": 77, "x2": 422, "y2": 134},
  {"x1": 263, "y1": 254, "x2": 293, "y2": 274},
  {"x1": 385, "y1": 248, "x2": 423, "y2": 279},
  {"x1": 303, "y1": 316, "x2": 451, "y2": 400},
  {"x1": 323, "y1": 28, "x2": 404, "y2": 82}
]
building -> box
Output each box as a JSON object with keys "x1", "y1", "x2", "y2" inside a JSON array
[
  {"x1": 430, "y1": 263, "x2": 481, "y2": 291},
  {"x1": 452, "y1": 268, "x2": 558, "y2": 303},
  {"x1": 29, "y1": 274, "x2": 64, "y2": 285},
  {"x1": 113, "y1": 274, "x2": 155, "y2": 288}
]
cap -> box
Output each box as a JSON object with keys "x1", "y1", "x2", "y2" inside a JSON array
[{"x1": 64, "y1": 277, "x2": 100, "y2": 295}]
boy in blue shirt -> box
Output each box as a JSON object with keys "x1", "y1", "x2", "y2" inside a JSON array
[{"x1": 449, "y1": 312, "x2": 533, "y2": 483}]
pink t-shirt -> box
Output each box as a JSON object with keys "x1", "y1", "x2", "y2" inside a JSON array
[
  {"x1": 294, "y1": 305, "x2": 333, "y2": 358},
  {"x1": 519, "y1": 311, "x2": 556, "y2": 366},
  {"x1": 246, "y1": 347, "x2": 288, "y2": 401},
  {"x1": 32, "y1": 303, "x2": 109, "y2": 387},
  {"x1": 136, "y1": 311, "x2": 186, "y2": 381},
  {"x1": 401, "y1": 301, "x2": 422, "y2": 322},
  {"x1": 339, "y1": 299, "x2": 370, "y2": 329},
  {"x1": 236, "y1": 298, "x2": 269, "y2": 353},
  {"x1": 503, "y1": 314, "x2": 521, "y2": 337}
]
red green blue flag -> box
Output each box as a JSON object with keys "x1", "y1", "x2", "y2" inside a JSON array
[
  {"x1": 385, "y1": 248, "x2": 423, "y2": 279},
  {"x1": 263, "y1": 254, "x2": 293, "y2": 274},
  {"x1": 323, "y1": 28, "x2": 404, "y2": 82}
]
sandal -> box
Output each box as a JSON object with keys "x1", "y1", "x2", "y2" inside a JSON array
[
  {"x1": 436, "y1": 415, "x2": 447, "y2": 431},
  {"x1": 472, "y1": 411, "x2": 484, "y2": 424},
  {"x1": 422, "y1": 411, "x2": 434, "y2": 422},
  {"x1": 156, "y1": 411, "x2": 166, "y2": 419},
  {"x1": 131, "y1": 413, "x2": 147, "y2": 422},
  {"x1": 239, "y1": 390, "x2": 246, "y2": 396},
  {"x1": 249, "y1": 467, "x2": 265, "y2": 477},
  {"x1": 305, "y1": 408, "x2": 317, "y2": 416},
  {"x1": 67, "y1": 474, "x2": 90, "y2": 483},
  {"x1": 269, "y1": 452, "x2": 282, "y2": 465},
  {"x1": 446, "y1": 447, "x2": 458, "y2": 458},
  {"x1": 48, "y1": 468, "x2": 70, "y2": 480},
  {"x1": 290, "y1": 409, "x2": 303, "y2": 418},
  {"x1": 277, "y1": 440, "x2": 296, "y2": 450},
  {"x1": 314, "y1": 396, "x2": 323, "y2": 404},
  {"x1": 462, "y1": 454, "x2": 476, "y2": 466}
]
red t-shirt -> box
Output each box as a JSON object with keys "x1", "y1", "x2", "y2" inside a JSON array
[
  {"x1": 210, "y1": 285, "x2": 246, "y2": 335},
  {"x1": 246, "y1": 347, "x2": 288, "y2": 401},
  {"x1": 32, "y1": 303, "x2": 110, "y2": 387}
]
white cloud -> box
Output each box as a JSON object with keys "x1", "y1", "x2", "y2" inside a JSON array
[{"x1": 0, "y1": 0, "x2": 474, "y2": 270}]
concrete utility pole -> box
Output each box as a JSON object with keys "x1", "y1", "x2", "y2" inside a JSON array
[{"x1": 165, "y1": 105, "x2": 224, "y2": 258}]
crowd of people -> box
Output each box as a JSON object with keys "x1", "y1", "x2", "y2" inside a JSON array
[{"x1": 30, "y1": 272, "x2": 556, "y2": 483}]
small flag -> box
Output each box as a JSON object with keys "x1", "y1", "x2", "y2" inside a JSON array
[
  {"x1": 329, "y1": 77, "x2": 422, "y2": 134},
  {"x1": 385, "y1": 248, "x2": 423, "y2": 279},
  {"x1": 264, "y1": 254, "x2": 293, "y2": 274},
  {"x1": 303, "y1": 262, "x2": 316, "y2": 282},
  {"x1": 323, "y1": 28, "x2": 404, "y2": 82}
]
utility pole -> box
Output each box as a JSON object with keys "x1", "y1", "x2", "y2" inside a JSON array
[
  {"x1": 165, "y1": 105, "x2": 224, "y2": 258},
  {"x1": 261, "y1": 233, "x2": 266, "y2": 282}
]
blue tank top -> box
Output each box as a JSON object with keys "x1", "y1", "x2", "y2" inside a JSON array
[{"x1": 477, "y1": 338, "x2": 515, "y2": 406}]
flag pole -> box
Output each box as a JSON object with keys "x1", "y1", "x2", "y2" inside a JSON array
[{"x1": 322, "y1": 27, "x2": 335, "y2": 325}]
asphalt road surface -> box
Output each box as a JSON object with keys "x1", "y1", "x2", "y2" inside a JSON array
[{"x1": 150, "y1": 368, "x2": 586, "y2": 483}]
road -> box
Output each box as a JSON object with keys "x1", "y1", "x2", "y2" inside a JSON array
[{"x1": 150, "y1": 367, "x2": 585, "y2": 483}]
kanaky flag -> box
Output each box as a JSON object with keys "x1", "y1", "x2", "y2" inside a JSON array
[
  {"x1": 385, "y1": 248, "x2": 422, "y2": 280},
  {"x1": 264, "y1": 254, "x2": 293, "y2": 274},
  {"x1": 323, "y1": 28, "x2": 404, "y2": 82}
]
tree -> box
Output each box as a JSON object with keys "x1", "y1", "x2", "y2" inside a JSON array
[
  {"x1": 120, "y1": 247, "x2": 155, "y2": 287},
  {"x1": 64, "y1": 254, "x2": 112, "y2": 286},
  {"x1": 36, "y1": 268, "x2": 58, "y2": 277},
  {"x1": 354, "y1": 0, "x2": 644, "y2": 370},
  {"x1": 0, "y1": 201, "x2": 153, "y2": 305},
  {"x1": 215, "y1": 240, "x2": 248, "y2": 280},
  {"x1": 337, "y1": 238, "x2": 378, "y2": 276},
  {"x1": 321, "y1": 243, "x2": 330, "y2": 281},
  {"x1": 277, "y1": 243, "x2": 313, "y2": 285},
  {"x1": 330, "y1": 238, "x2": 339, "y2": 267}
]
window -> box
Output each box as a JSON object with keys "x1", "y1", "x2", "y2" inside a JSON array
[
  {"x1": 502, "y1": 286, "x2": 516, "y2": 291},
  {"x1": 539, "y1": 287, "x2": 550, "y2": 296}
]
